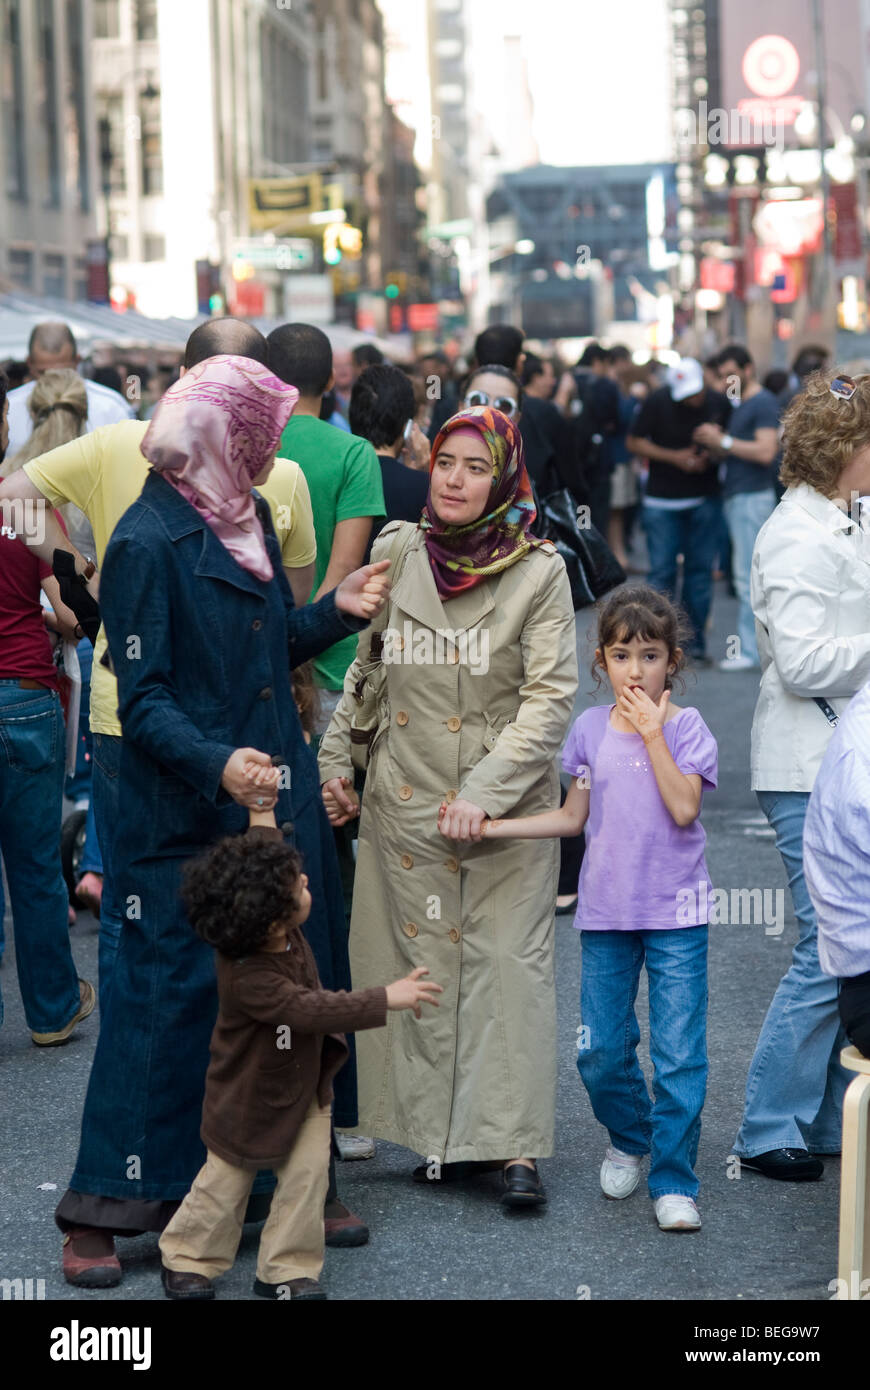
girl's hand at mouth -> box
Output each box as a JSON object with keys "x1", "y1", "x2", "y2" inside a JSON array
[{"x1": 618, "y1": 685, "x2": 670, "y2": 738}]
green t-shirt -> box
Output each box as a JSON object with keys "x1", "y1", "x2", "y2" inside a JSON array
[{"x1": 280, "y1": 414, "x2": 386, "y2": 690}]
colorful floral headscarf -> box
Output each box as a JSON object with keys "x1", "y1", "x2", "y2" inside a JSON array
[
  {"x1": 420, "y1": 406, "x2": 543, "y2": 598},
  {"x1": 141, "y1": 354, "x2": 299, "y2": 581}
]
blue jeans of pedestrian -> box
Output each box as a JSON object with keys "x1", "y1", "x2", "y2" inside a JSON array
[
  {"x1": 577, "y1": 926, "x2": 709, "y2": 1199},
  {"x1": 0, "y1": 683, "x2": 81, "y2": 1033},
  {"x1": 734, "y1": 791, "x2": 849, "y2": 1157},
  {"x1": 643, "y1": 497, "x2": 722, "y2": 656},
  {"x1": 90, "y1": 732, "x2": 123, "y2": 1013},
  {"x1": 722, "y1": 491, "x2": 777, "y2": 666}
]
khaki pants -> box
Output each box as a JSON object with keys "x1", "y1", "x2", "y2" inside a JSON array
[{"x1": 159, "y1": 1100, "x2": 332, "y2": 1285}]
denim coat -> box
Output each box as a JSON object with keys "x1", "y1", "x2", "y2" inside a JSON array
[{"x1": 69, "y1": 471, "x2": 365, "y2": 1202}]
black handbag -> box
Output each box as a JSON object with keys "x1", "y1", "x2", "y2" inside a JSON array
[{"x1": 535, "y1": 487, "x2": 626, "y2": 609}]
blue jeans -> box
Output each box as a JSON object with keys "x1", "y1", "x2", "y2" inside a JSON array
[
  {"x1": 734, "y1": 791, "x2": 849, "y2": 1157},
  {"x1": 643, "y1": 497, "x2": 722, "y2": 655},
  {"x1": 90, "y1": 732, "x2": 123, "y2": 1014},
  {"x1": 0, "y1": 684, "x2": 81, "y2": 1032},
  {"x1": 577, "y1": 926, "x2": 709, "y2": 1199},
  {"x1": 722, "y1": 491, "x2": 777, "y2": 666}
]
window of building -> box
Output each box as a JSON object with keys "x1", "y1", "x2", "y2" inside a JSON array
[
  {"x1": 96, "y1": 94, "x2": 127, "y2": 194},
  {"x1": 136, "y1": 0, "x2": 158, "y2": 41},
  {"x1": 94, "y1": 0, "x2": 120, "y2": 38},
  {"x1": 143, "y1": 233, "x2": 166, "y2": 261},
  {"x1": 37, "y1": 0, "x2": 62, "y2": 207},
  {"x1": 42, "y1": 252, "x2": 67, "y2": 298},
  {"x1": 109, "y1": 233, "x2": 130, "y2": 261},
  {"x1": 8, "y1": 247, "x2": 34, "y2": 289},
  {"x1": 1, "y1": 0, "x2": 27, "y2": 200},
  {"x1": 139, "y1": 89, "x2": 163, "y2": 195},
  {"x1": 67, "y1": 0, "x2": 90, "y2": 211},
  {"x1": 73, "y1": 256, "x2": 88, "y2": 300},
  {"x1": 261, "y1": 26, "x2": 309, "y2": 166}
]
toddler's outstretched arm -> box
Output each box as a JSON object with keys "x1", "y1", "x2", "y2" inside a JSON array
[{"x1": 477, "y1": 778, "x2": 589, "y2": 840}]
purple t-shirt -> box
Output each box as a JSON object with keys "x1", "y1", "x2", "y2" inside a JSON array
[{"x1": 561, "y1": 704, "x2": 718, "y2": 931}]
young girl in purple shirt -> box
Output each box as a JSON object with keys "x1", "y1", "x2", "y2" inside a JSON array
[{"x1": 480, "y1": 586, "x2": 718, "y2": 1232}]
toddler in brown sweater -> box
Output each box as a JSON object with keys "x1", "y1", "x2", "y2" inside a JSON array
[{"x1": 158, "y1": 827, "x2": 441, "y2": 1301}]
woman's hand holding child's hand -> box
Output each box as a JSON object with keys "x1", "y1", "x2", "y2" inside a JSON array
[
  {"x1": 222, "y1": 749, "x2": 280, "y2": 809},
  {"x1": 618, "y1": 686, "x2": 670, "y2": 741},
  {"x1": 322, "y1": 776, "x2": 360, "y2": 826},
  {"x1": 437, "y1": 797, "x2": 489, "y2": 842},
  {"x1": 385, "y1": 967, "x2": 444, "y2": 1019}
]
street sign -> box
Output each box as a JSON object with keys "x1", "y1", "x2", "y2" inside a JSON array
[
  {"x1": 249, "y1": 176, "x2": 323, "y2": 232},
  {"x1": 233, "y1": 239, "x2": 314, "y2": 271}
]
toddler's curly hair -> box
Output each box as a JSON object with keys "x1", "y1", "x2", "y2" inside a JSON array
[{"x1": 181, "y1": 831, "x2": 304, "y2": 958}]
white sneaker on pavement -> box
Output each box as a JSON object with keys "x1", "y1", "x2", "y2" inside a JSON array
[
  {"x1": 335, "y1": 1132, "x2": 376, "y2": 1161},
  {"x1": 600, "y1": 1145, "x2": 643, "y2": 1199},
  {"x1": 717, "y1": 655, "x2": 757, "y2": 673},
  {"x1": 654, "y1": 1194, "x2": 701, "y2": 1231}
]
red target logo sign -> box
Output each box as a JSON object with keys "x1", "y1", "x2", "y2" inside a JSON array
[{"x1": 742, "y1": 34, "x2": 800, "y2": 98}]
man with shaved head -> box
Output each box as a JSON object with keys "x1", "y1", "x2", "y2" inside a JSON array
[{"x1": 5, "y1": 322, "x2": 135, "y2": 459}]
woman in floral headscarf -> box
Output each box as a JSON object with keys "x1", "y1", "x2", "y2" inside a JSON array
[
  {"x1": 318, "y1": 407, "x2": 578, "y2": 1207},
  {"x1": 56, "y1": 356, "x2": 390, "y2": 1288}
]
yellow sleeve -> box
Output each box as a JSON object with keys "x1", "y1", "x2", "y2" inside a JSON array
[
  {"x1": 260, "y1": 458, "x2": 317, "y2": 569},
  {"x1": 23, "y1": 430, "x2": 102, "y2": 516}
]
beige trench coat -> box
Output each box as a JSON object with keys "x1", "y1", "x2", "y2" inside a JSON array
[{"x1": 318, "y1": 522, "x2": 578, "y2": 1161}]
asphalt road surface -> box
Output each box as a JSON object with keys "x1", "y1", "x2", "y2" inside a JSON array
[{"x1": 0, "y1": 582, "x2": 841, "y2": 1302}]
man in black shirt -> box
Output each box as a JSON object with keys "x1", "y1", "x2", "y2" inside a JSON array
[
  {"x1": 626, "y1": 357, "x2": 730, "y2": 661},
  {"x1": 350, "y1": 364, "x2": 429, "y2": 561}
]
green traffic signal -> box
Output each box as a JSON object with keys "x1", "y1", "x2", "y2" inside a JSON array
[{"x1": 385, "y1": 283, "x2": 400, "y2": 298}]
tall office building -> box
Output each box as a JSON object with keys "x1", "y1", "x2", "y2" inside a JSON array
[
  {"x1": 0, "y1": 0, "x2": 98, "y2": 300},
  {"x1": 91, "y1": 0, "x2": 315, "y2": 317}
]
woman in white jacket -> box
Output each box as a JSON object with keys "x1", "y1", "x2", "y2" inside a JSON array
[{"x1": 734, "y1": 371, "x2": 870, "y2": 1181}]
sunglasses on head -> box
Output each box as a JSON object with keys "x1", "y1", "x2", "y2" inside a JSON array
[
  {"x1": 830, "y1": 374, "x2": 860, "y2": 400},
  {"x1": 464, "y1": 389, "x2": 519, "y2": 417}
]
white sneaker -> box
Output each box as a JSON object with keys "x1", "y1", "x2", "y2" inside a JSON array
[
  {"x1": 717, "y1": 655, "x2": 756, "y2": 672},
  {"x1": 600, "y1": 1145, "x2": 643, "y2": 1199},
  {"x1": 334, "y1": 1132, "x2": 376, "y2": 1161},
  {"x1": 654, "y1": 1194, "x2": 701, "y2": 1231}
]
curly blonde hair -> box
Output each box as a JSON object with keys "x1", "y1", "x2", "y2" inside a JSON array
[{"x1": 780, "y1": 369, "x2": 870, "y2": 496}]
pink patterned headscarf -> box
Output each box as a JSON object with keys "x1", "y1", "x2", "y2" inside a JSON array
[{"x1": 141, "y1": 355, "x2": 299, "y2": 581}]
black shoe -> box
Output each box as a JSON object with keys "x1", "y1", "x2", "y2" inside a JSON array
[
  {"x1": 161, "y1": 1265, "x2": 215, "y2": 1300},
  {"x1": 555, "y1": 896, "x2": 578, "y2": 917},
  {"x1": 253, "y1": 1277, "x2": 326, "y2": 1300},
  {"x1": 501, "y1": 1162, "x2": 547, "y2": 1207},
  {"x1": 739, "y1": 1148, "x2": 823, "y2": 1181},
  {"x1": 412, "y1": 1160, "x2": 503, "y2": 1184}
]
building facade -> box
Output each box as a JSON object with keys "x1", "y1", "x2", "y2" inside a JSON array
[
  {"x1": 91, "y1": 0, "x2": 315, "y2": 318},
  {"x1": 0, "y1": 0, "x2": 99, "y2": 300}
]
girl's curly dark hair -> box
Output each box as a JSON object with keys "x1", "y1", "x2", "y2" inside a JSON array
[
  {"x1": 591, "y1": 584, "x2": 692, "y2": 692},
  {"x1": 181, "y1": 831, "x2": 304, "y2": 958}
]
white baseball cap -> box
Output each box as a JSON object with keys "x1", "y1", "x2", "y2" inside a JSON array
[{"x1": 666, "y1": 358, "x2": 705, "y2": 402}]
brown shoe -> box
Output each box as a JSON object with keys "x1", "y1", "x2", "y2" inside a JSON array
[
  {"x1": 32, "y1": 979, "x2": 96, "y2": 1047},
  {"x1": 161, "y1": 1265, "x2": 215, "y2": 1300},
  {"x1": 324, "y1": 1199, "x2": 369, "y2": 1247},
  {"x1": 62, "y1": 1227, "x2": 122, "y2": 1288},
  {"x1": 253, "y1": 1276, "x2": 326, "y2": 1300}
]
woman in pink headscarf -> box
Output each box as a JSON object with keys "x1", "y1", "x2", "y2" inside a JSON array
[{"x1": 56, "y1": 355, "x2": 391, "y2": 1289}]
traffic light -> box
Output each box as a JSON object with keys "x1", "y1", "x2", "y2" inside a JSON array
[
  {"x1": 385, "y1": 282, "x2": 400, "y2": 299},
  {"x1": 323, "y1": 225, "x2": 342, "y2": 266}
]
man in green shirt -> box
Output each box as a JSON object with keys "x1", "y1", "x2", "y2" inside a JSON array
[{"x1": 268, "y1": 324, "x2": 386, "y2": 733}]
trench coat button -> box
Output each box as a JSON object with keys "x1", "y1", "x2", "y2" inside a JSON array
[
  {"x1": 252, "y1": 619, "x2": 263, "y2": 631},
  {"x1": 396, "y1": 710, "x2": 409, "y2": 726},
  {"x1": 445, "y1": 856, "x2": 459, "y2": 873},
  {"x1": 394, "y1": 636, "x2": 405, "y2": 651},
  {"x1": 259, "y1": 686, "x2": 273, "y2": 701},
  {"x1": 280, "y1": 821, "x2": 294, "y2": 835},
  {"x1": 449, "y1": 647, "x2": 460, "y2": 664},
  {"x1": 447, "y1": 717, "x2": 461, "y2": 732},
  {"x1": 401, "y1": 853, "x2": 414, "y2": 869},
  {"x1": 448, "y1": 928, "x2": 460, "y2": 944},
  {"x1": 445, "y1": 789, "x2": 458, "y2": 803},
  {"x1": 403, "y1": 922, "x2": 418, "y2": 938},
  {"x1": 399, "y1": 784, "x2": 413, "y2": 801}
]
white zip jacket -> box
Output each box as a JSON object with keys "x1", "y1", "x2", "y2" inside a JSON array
[{"x1": 751, "y1": 483, "x2": 870, "y2": 792}]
